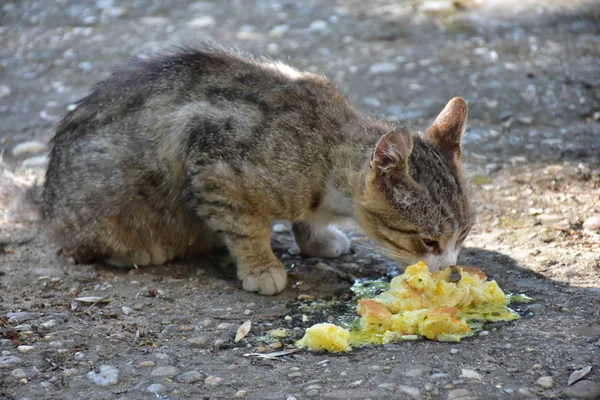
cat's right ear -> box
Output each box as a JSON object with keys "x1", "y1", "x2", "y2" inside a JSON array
[
  {"x1": 425, "y1": 97, "x2": 468, "y2": 160},
  {"x1": 370, "y1": 128, "x2": 413, "y2": 177}
]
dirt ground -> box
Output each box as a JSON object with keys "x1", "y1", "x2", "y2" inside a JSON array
[{"x1": 1, "y1": 0, "x2": 600, "y2": 399}]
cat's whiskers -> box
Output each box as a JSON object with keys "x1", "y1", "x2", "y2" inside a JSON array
[{"x1": 353, "y1": 241, "x2": 413, "y2": 263}]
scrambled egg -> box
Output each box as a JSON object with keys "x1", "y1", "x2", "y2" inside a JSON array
[
  {"x1": 296, "y1": 323, "x2": 351, "y2": 352},
  {"x1": 297, "y1": 262, "x2": 517, "y2": 351}
]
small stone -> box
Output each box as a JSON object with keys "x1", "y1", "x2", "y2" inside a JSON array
[
  {"x1": 450, "y1": 348, "x2": 459, "y2": 354},
  {"x1": 188, "y1": 16, "x2": 215, "y2": 28},
  {"x1": 429, "y1": 372, "x2": 449, "y2": 381},
  {"x1": 0, "y1": 356, "x2": 23, "y2": 369},
  {"x1": 11, "y1": 368, "x2": 27, "y2": 379},
  {"x1": 0, "y1": 339, "x2": 12, "y2": 347},
  {"x1": 564, "y1": 380, "x2": 600, "y2": 399},
  {"x1": 398, "y1": 385, "x2": 421, "y2": 399},
  {"x1": 425, "y1": 382, "x2": 434, "y2": 391},
  {"x1": 536, "y1": 376, "x2": 553, "y2": 389},
  {"x1": 233, "y1": 390, "x2": 248, "y2": 398},
  {"x1": 121, "y1": 306, "x2": 132, "y2": 315},
  {"x1": 205, "y1": 375, "x2": 223, "y2": 386},
  {"x1": 12, "y1": 141, "x2": 46, "y2": 156},
  {"x1": 138, "y1": 361, "x2": 155, "y2": 368},
  {"x1": 213, "y1": 339, "x2": 225, "y2": 349},
  {"x1": 306, "y1": 389, "x2": 319, "y2": 397},
  {"x1": 518, "y1": 387, "x2": 536, "y2": 397},
  {"x1": 187, "y1": 336, "x2": 210, "y2": 348},
  {"x1": 405, "y1": 368, "x2": 424, "y2": 377},
  {"x1": 87, "y1": 365, "x2": 119, "y2": 386},
  {"x1": 447, "y1": 388, "x2": 477, "y2": 400},
  {"x1": 17, "y1": 346, "x2": 34, "y2": 353},
  {"x1": 151, "y1": 366, "x2": 180, "y2": 378},
  {"x1": 461, "y1": 369, "x2": 482, "y2": 380},
  {"x1": 308, "y1": 20, "x2": 328, "y2": 31},
  {"x1": 569, "y1": 366, "x2": 592, "y2": 386},
  {"x1": 40, "y1": 320, "x2": 57, "y2": 329},
  {"x1": 288, "y1": 372, "x2": 303, "y2": 378},
  {"x1": 369, "y1": 62, "x2": 398, "y2": 74},
  {"x1": 272, "y1": 223, "x2": 289, "y2": 233},
  {"x1": 0, "y1": 85, "x2": 10, "y2": 99},
  {"x1": 217, "y1": 322, "x2": 234, "y2": 330},
  {"x1": 175, "y1": 370, "x2": 205, "y2": 384},
  {"x1": 583, "y1": 216, "x2": 600, "y2": 232},
  {"x1": 64, "y1": 368, "x2": 77, "y2": 378},
  {"x1": 7, "y1": 312, "x2": 43, "y2": 324},
  {"x1": 21, "y1": 155, "x2": 48, "y2": 167},
  {"x1": 243, "y1": 309, "x2": 253, "y2": 316},
  {"x1": 146, "y1": 383, "x2": 166, "y2": 394},
  {"x1": 133, "y1": 303, "x2": 144, "y2": 311},
  {"x1": 268, "y1": 341, "x2": 283, "y2": 349},
  {"x1": 269, "y1": 25, "x2": 289, "y2": 37}
]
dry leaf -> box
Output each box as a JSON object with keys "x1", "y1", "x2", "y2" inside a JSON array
[
  {"x1": 235, "y1": 320, "x2": 252, "y2": 342},
  {"x1": 568, "y1": 366, "x2": 592, "y2": 386},
  {"x1": 243, "y1": 348, "x2": 300, "y2": 361}
]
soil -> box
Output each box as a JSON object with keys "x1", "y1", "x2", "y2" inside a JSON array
[{"x1": 1, "y1": 0, "x2": 599, "y2": 399}]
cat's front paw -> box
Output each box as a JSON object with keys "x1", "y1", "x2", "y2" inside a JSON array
[
  {"x1": 240, "y1": 264, "x2": 287, "y2": 295},
  {"x1": 296, "y1": 226, "x2": 351, "y2": 259}
]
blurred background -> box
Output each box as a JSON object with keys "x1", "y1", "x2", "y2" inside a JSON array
[{"x1": 1, "y1": 0, "x2": 599, "y2": 173}]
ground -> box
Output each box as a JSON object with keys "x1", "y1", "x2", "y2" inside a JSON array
[{"x1": 1, "y1": 0, "x2": 600, "y2": 399}]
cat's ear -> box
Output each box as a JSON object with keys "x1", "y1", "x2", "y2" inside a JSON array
[
  {"x1": 370, "y1": 128, "x2": 413, "y2": 176},
  {"x1": 425, "y1": 97, "x2": 468, "y2": 159}
]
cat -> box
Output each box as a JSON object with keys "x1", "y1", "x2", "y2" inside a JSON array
[{"x1": 42, "y1": 44, "x2": 474, "y2": 295}]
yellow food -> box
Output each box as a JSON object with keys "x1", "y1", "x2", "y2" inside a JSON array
[
  {"x1": 297, "y1": 262, "x2": 517, "y2": 351},
  {"x1": 296, "y1": 323, "x2": 351, "y2": 352}
]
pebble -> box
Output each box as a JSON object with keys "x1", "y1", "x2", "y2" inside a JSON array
[
  {"x1": 461, "y1": 369, "x2": 482, "y2": 380},
  {"x1": 536, "y1": 376, "x2": 553, "y2": 389},
  {"x1": 40, "y1": 320, "x2": 57, "y2": 329},
  {"x1": 205, "y1": 375, "x2": 223, "y2": 386},
  {"x1": 187, "y1": 336, "x2": 210, "y2": 348},
  {"x1": 12, "y1": 141, "x2": 46, "y2": 156},
  {"x1": 188, "y1": 16, "x2": 215, "y2": 28},
  {"x1": 563, "y1": 380, "x2": 600, "y2": 399},
  {"x1": 132, "y1": 303, "x2": 144, "y2": 311},
  {"x1": 429, "y1": 372, "x2": 449, "y2": 381},
  {"x1": 0, "y1": 339, "x2": 12, "y2": 347},
  {"x1": 447, "y1": 388, "x2": 477, "y2": 400},
  {"x1": 138, "y1": 360, "x2": 155, "y2": 368},
  {"x1": 151, "y1": 366, "x2": 180, "y2": 378},
  {"x1": 17, "y1": 345, "x2": 35, "y2": 353},
  {"x1": 121, "y1": 306, "x2": 132, "y2": 315},
  {"x1": 233, "y1": 390, "x2": 248, "y2": 398},
  {"x1": 583, "y1": 216, "x2": 600, "y2": 232},
  {"x1": 0, "y1": 356, "x2": 23, "y2": 369},
  {"x1": 425, "y1": 382, "x2": 434, "y2": 391},
  {"x1": 0, "y1": 85, "x2": 10, "y2": 98},
  {"x1": 7, "y1": 312, "x2": 43, "y2": 324},
  {"x1": 308, "y1": 20, "x2": 328, "y2": 31},
  {"x1": 306, "y1": 389, "x2": 319, "y2": 397},
  {"x1": 11, "y1": 368, "x2": 27, "y2": 378},
  {"x1": 324, "y1": 389, "x2": 383, "y2": 399},
  {"x1": 175, "y1": 371, "x2": 204, "y2": 384},
  {"x1": 146, "y1": 383, "x2": 166, "y2": 394},
  {"x1": 87, "y1": 365, "x2": 119, "y2": 386},
  {"x1": 398, "y1": 385, "x2": 421, "y2": 399},
  {"x1": 21, "y1": 155, "x2": 48, "y2": 167},
  {"x1": 518, "y1": 387, "x2": 536, "y2": 397},
  {"x1": 405, "y1": 368, "x2": 424, "y2": 377},
  {"x1": 369, "y1": 62, "x2": 398, "y2": 74}
]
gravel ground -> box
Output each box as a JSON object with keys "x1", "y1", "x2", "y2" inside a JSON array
[{"x1": 1, "y1": 0, "x2": 600, "y2": 399}]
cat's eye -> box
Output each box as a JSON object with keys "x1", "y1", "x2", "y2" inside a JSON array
[{"x1": 422, "y1": 238, "x2": 440, "y2": 252}]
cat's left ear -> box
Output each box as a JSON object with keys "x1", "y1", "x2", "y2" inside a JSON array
[
  {"x1": 425, "y1": 97, "x2": 468, "y2": 160},
  {"x1": 370, "y1": 128, "x2": 413, "y2": 177}
]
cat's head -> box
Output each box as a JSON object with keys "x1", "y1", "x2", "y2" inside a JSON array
[{"x1": 355, "y1": 97, "x2": 474, "y2": 272}]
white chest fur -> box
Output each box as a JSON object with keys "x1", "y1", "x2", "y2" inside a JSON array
[{"x1": 312, "y1": 181, "x2": 355, "y2": 224}]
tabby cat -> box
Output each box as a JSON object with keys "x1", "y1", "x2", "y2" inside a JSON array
[{"x1": 42, "y1": 44, "x2": 474, "y2": 295}]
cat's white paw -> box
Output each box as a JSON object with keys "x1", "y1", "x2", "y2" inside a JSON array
[
  {"x1": 241, "y1": 266, "x2": 287, "y2": 295},
  {"x1": 298, "y1": 226, "x2": 351, "y2": 259}
]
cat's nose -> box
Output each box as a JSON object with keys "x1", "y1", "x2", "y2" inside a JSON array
[{"x1": 423, "y1": 248, "x2": 459, "y2": 272}]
